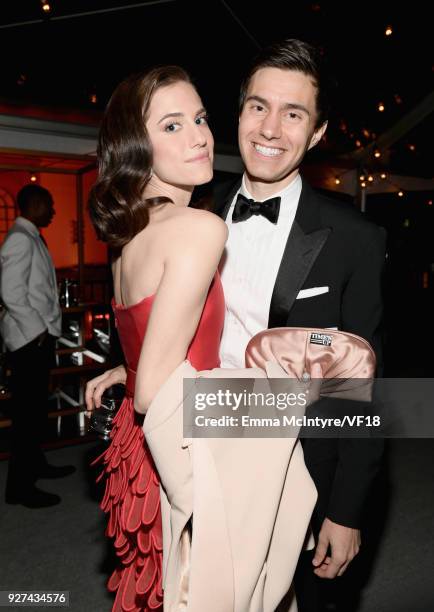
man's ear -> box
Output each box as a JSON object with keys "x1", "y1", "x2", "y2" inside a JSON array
[{"x1": 308, "y1": 121, "x2": 328, "y2": 151}]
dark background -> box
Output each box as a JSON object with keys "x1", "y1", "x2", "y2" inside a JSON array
[
  {"x1": 0, "y1": 0, "x2": 432, "y2": 171},
  {"x1": 0, "y1": 0, "x2": 433, "y2": 375}
]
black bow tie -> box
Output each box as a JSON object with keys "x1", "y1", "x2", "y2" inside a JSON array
[{"x1": 232, "y1": 193, "x2": 281, "y2": 224}]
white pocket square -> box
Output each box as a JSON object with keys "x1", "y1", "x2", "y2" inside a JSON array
[{"x1": 296, "y1": 286, "x2": 329, "y2": 299}]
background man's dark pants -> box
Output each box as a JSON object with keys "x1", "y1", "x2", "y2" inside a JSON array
[{"x1": 6, "y1": 334, "x2": 56, "y2": 495}]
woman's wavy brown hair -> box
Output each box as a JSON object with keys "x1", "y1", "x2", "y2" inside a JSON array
[{"x1": 88, "y1": 66, "x2": 192, "y2": 250}]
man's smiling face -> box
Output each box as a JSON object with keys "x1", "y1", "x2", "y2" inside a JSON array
[{"x1": 238, "y1": 67, "x2": 327, "y2": 190}]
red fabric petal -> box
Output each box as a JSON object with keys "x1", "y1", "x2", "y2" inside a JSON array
[
  {"x1": 126, "y1": 493, "x2": 145, "y2": 534},
  {"x1": 141, "y1": 481, "x2": 160, "y2": 526},
  {"x1": 114, "y1": 531, "x2": 128, "y2": 550},
  {"x1": 120, "y1": 410, "x2": 135, "y2": 446},
  {"x1": 110, "y1": 466, "x2": 121, "y2": 500},
  {"x1": 101, "y1": 474, "x2": 111, "y2": 510},
  {"x1": 107, "y1": 566, "x2": 123, "y2": 592},
  {"x1": 155, "y1": 571, "x2": 163, "y2": 599},
  {"x1": 121, "y1": 427, "x2": 141, "y2": 460},
  {"x1": 116, "y1": 539, "x2": 131, "y2": 559},
  {"x1": 137, "y1": 529, "x2": 151, "y2": 555},
  {"x1": 120, "y1": 460, "x2": 130, "y2": 501},
  {"x1": 147, "y1": 586, "x2": 163, "y2": 610},
  {"x1": 136, "y1": 555, "x2": 157, "y2": 596},
  {"x1": 111, "y1": 444, "x2": 123, "y2": 470},
  {"x1": 120, "y1": 563, "x2": 141, "y2": 612},
  {"x1": 135, "y1": 457, "x2": 152, "y2": 495},
  {"x1": 94, "y1": 398, "x2": 163, "y2": 612},
  {"x1": 129, "y1": 440, "x2": 146, "y2": 481},
  {"x1": 119, "y1": 546, "x2": 137, "y2": 566},
  {"x1": 107, "y1": 501, "x2": 117, "y2": 538},
  {"x1": 151, "y1": 529, "x2": 163, "y2": 553}
]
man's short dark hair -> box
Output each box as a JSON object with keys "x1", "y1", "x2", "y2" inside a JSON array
[
  {"x1": 16, "y1": 184, "x2": 53, "y2": 214},
  {"x1": 239, "y1": 38, "x2": 331, "y2": 129}
]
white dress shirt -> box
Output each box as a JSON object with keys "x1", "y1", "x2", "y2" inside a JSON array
[{"x1": 219, "y1": 174, "x2": 302, "y2": 368}]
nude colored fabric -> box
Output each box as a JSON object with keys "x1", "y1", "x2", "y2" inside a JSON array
[{"x1": 143, "y1": 362, "x2": 316, "y2": 612}]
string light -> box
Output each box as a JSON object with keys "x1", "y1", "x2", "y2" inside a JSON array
[
  {"x1": 339, "y1": 120, "x2": 348, "y2": 133},
  {"x1": 380, "y1": 173, "x2": 387, "y2": 179},
  {"x1": 359, "y1": 175, "x2": 365, "y2": 181},
  {"x1": 335, "y1": 178, "x2": 341, "y2": 185},
  {"x1": 374, "y1": 150, "x2": 381, "y2": 158},
  {"x1": 398, "y1": 190, "x2": 404, "y2": 197},
  {"x1": 368, "y1": 175, "x2": 374, "y2": 182},
  {"x1": 355, "y1": 140, "x2": 361, "y2": 148},
  {"x1": 41, "y1": 1, "x2": 51, "y2": 13},
  {"x1": 30, "y1": 175, "x2": 37, "y2": 182},
  {"x1": 378, "y1": 102, "x2": 385, "y2": 112},
  {"x1": 385, "y1": 26, "x2": 393, "y2": 36},
  {"x1": 408, "y1": 144, "x2": 416, "y2": 152}
]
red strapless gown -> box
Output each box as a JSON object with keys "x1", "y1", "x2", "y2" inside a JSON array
[{"x1": 93, "y1": 274, "x2": 225, "y2": 612}]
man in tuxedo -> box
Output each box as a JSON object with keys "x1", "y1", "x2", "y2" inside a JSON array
[
  {"x1": 0, "y1": 184, "x2": 75, "y2": 508},
  {"x1": 214, "y1": 39, "x2": 385, "y2": 611}
]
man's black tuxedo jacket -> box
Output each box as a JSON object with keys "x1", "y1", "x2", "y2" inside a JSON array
[{"x1": 214, "y1": 176, "x2": 386, "y2": 529}]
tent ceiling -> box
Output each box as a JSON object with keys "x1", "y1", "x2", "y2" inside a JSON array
[{"x1": 0, "y1": 1, "x2": 432, "y2": 177}]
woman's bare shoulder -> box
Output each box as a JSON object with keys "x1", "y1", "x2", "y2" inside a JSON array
[
  {"x1": 156, "y1": 208, "x2": 226, "y2": 268},
  {"x1": 163, "y1": 207, "x2": 228, "y2": 241}
]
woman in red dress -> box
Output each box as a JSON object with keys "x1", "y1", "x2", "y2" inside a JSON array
[{"x1": 85, "y1": 66, "x2": 227, "y2": 612}]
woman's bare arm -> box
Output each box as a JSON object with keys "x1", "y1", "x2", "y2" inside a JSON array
[{"x1": 134, "y1": 213, "x2": 227, "y2": 413}]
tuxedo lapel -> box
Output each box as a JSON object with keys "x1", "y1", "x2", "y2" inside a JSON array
[
  {"x1": 213, "y1": 177, "x2": 241, "y2": 220},
  {"x1": 268, "y1": 181, "x2": 331, "y2": 328}
]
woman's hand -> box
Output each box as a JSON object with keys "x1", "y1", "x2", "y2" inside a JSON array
[{"x1": 84, "y1": 365, "x2": 127, "y2": 416}]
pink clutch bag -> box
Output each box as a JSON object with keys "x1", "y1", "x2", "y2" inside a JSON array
[
  {"x1": 245, "y1": 327, "x2": 376, "y2": 378},
  {"x1": 246, "y1": 328, "x2": 376, "y2": 403}
]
